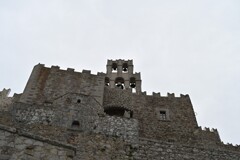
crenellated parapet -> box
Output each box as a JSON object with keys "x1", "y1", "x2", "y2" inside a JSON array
[
  {"x1": 0, "y1": 88, "x2": 13, "y2": 111},
  {"x1": 193, "y1": 126, "x2": 221, "y2": 146},
  {"x1": 194, "y1": 127, "x2": 240, "y2": 151},
  {"x1": 32, "y1": 63, "x2": 106, "y2": 77},
  {"x1": 140, "y1": 91, "x2": 190, "y2": 99},
  {"x1": 49, "y1": 64, "x2": 106, "y2": 76},
  {"x1": 196, "y1": 126, "x2": 220, "y2": 135},
  {"x1": 222, "y1": 142, "x2": 240, "y2": 152},
  {"x1": 0, "y1": 88, "x2": 11, "y2": 99}
]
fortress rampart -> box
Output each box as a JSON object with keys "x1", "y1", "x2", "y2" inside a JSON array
[
  {"x1": 0, "y1": 59, "x2": 239, "y2": 159},
  {"x1": 19, "y1": 64, "x2": 105, "y2": 105}
]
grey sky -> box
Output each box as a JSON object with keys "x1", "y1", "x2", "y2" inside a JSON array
[{"x1": 0, "y1": 0, "x2": 240, "y2": 144}]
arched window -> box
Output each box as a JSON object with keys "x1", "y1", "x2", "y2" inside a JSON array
[
  {"x1": 115, "y1": 77, "x2": 125, "y2": 89},
  {"x1": 105, "y1": 77, "x2": 110, "y2": 86},
  {"x1": 130, "y1": 77, "x2": 136, "y2": 92},
  {"x1": 112, "y1": 63, "x2": 118, "y2": 72},
  {"x1": 122, "y1": 63, "x2": 128, "y2": 73}
]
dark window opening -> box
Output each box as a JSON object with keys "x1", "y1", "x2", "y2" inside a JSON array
[
  {"x1": 77, "y1": 99, "x2": 81, "y2": 103},
  {"x1": 105, "y1": 108, "x2": 125, "y2": 117},
  {"x1": 112, "y1": 63, "x2": 118, "y2": 72},
  {"x1": 72, "y1": 121, "x2": 80, "y2": 127},
  {"x1": 130, "y1": 77, "x2": 136, "y2": 88},
  {"x1": 105, "y1": 77, "x2": 110, "y2": 86},
  {"x1": 130, "y1": 111, "x2": 133, "y2": 118},
  {"x1": 104, "y1": 107, "x2": 133, "y2": 118},
  {"x1": 122, "y1": 63, "x2": 128, "y2": 73},
  {"x1": 130, "y1": 77, "x2": 136, "y2": 92},
  {"x1": 160, "y1": 111, "x2": 167, "y2": 120}
]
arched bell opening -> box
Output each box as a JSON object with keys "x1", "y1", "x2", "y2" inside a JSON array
[
  {"x1": 115, "y1": 77, "x2": 125, "y2": 89},
  {"x1": 105, "y1": 77, "x2": 110, "y2": 86},
  {"x1": 112, "y1": 63, "x2": 118, "y2": 73},
  {"x1": 130, "y1": 77, "x2": 136, "y2": 93},
  {"x1": 104, "y1": 107, "x2": 133, "y2": 118},
  {"x1": 122, "y1": 63, "x2": 128, "y2": 73}
]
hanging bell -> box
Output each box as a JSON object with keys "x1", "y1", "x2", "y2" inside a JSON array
[
  {"x1": 130, "y1": 83, "x2": 136, "y2": 88},
  {"x1": 123, "y1": 67, "x2": 127, "y2": 72},
  {"x1": 116, "y1": 82, "x2": 124, "y2": 89}
]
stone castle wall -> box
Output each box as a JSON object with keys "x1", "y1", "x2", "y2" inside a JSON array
[
  {"x1": 131, "y1": 93, "x2": 203, "y2": 142},
  {"x1": 0, "y1": 125, "x2": 75, "y2": 160},
  {"x1": 19, "y1": 64, "x2": 105, "y2": 105},
  {"x1": 1, "y1": 60, "x2": 240, "y2": 159},
  {"x1": 13, "y1": 103, "x2": 55, "y2": 125},
  {"x1": 102, "y1": 88, "x2": 206, "y2": 143},
  {"x1": 134, "y1": 138, "x2": 240, "y2": 160},
  {"x1": 94, "y1": 115, "x2": 139, "y2": 143},
  {"x1": 12, "y1": 91, "x2": 138, "y2": 143},
  {"x1": 102, "y1": 88, "x2": 223, "y2": 145},
  {"x1": 1, "y1": 123, "x2": 239, "y2": 160}
]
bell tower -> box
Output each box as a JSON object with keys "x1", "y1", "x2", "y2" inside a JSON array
[{"x1": 105, "y1": 59, "x2": 142, "y2": 93}]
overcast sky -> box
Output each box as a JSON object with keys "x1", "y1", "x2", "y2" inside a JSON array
[{"x1": 0, "y1": 0, "x2": 240, "y2": 145}]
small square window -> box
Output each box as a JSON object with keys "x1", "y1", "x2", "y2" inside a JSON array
[
  {"x1": 160, "y1": 111, "x2": 167, "y2": 120},
  {"x1": 156, "y1": 108, "x2": 169, "y2": 121}
]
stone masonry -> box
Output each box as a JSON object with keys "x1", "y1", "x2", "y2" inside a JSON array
[{"x1": 0, "y1": 59, "x2": 240, "y2": 160}]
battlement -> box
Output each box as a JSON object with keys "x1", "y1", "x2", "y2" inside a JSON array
[
  {"x1": 222, "y1": 142, "x2": 240, "y2": 151},
  {"x1": 47, "y1": 64, "x2": 104, "y2": 76},
  {"x1": 32, "y1": 64, "x2": 110, "y2": 78},
  {"x1": 197, "y1": 126, "x2": 219, "y2": 135},
  {"x1": 140, "y1": 91, "x2": 189, "y2": 99},
  {"x1": 0, "y1": 88, "x2": 11, "y2": 98},
  {"x1": 0, "y1": 88, "x2": 13, "y2": 112},
  {"x1": 107, "y1": 59, "x2": 133, "y2": 66},
  {"x1": 33, "y1": 63, "x2": 106, "y2": 77}
]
